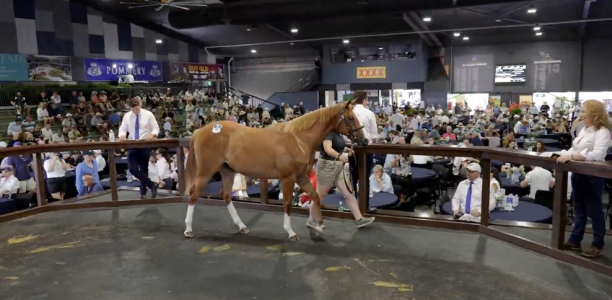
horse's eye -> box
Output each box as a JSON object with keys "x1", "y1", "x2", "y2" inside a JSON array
[{"x1": 349, "y1": 117, "x2": 354, "y2": 121}]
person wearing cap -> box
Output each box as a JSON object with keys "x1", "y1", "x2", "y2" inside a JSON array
[
  {"x1": 62, "y1": 114, "x2": 76, "y2": 129},
  {"x1": 75, "y1": 151, "x2": 100, "y2": 196},
  {"x1": 0, "y1": 166, "x2": 19, "y2": 198},
  {"x1": 118, "y1": 97, "x2": 159, "y2": 199},
  {"x1": 1, "y1": 143, "x2": 35, "y2": 194},
  {"x1": 44, "y1": 153, "x2": 70, "y2": 200},
  {"x1": 451, "y1": 163, "x2": 496, "y2": 218},
  {"x1": 7, "y1": 118, "x2": 22, "y2": 140},
  {"x1": 91, "y1": 112, "x2": 104, "y2": 131}
]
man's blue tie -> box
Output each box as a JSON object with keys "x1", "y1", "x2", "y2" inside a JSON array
[
  {"x1": 134, "y1": 114, "x2": 140, "y2": 140},
  {"x1": 465, "y1": 181, "x2": 473, "y2": 214}
]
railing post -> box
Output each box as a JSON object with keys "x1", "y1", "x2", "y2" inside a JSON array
[
  {"x1": 32, "y1": 153, "x2": 46, "y2": 207},
  {"x1": 480, "y1": 158, "x2": 491, "y2": 226},
  {"x1": 107, "y1": 154, "x2": 119, "y2": 204},
  {"x1": 260, "y1": 179, "x2": 269, "y2": 204},
  {"x1": 552, "y1": 170, "x2": 568, "y2": 249},
  {"x1": 176, "y1": 146, "x2": 185, "y2": 196},
  {"x1": 358, "y1": 151, "x2": 368, "y2": 214}
]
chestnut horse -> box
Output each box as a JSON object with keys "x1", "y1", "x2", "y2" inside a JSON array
[{"x1": 183, "y1": 101, "x2": 368, "y2": 240}]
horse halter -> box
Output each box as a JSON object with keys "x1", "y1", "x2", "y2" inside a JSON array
[{"x1": 338, "y1": 108, "x2": 364, "y2": 142}]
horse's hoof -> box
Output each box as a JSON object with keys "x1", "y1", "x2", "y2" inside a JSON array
[
  {"x1": 184, "y1": 231, "x2": 194, "y2": 238},
  {"x1": 239, "y1": 227, "x2": 250, "y2": 234},
  {"x1": 289, "y1": 234, "x2": 300, "y2": 241}
]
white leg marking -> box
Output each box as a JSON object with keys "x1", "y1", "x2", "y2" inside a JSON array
[
  {"x1": 284, "y1": 213, "x2": 297, "y2": 238},
  {"x1": 184, "y1": 204, "x2": 195, "y2": 237},
  {"x1": 227, "y1": 202, "x2": 247, "y2": 229}
]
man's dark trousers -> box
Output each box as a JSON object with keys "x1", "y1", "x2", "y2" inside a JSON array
[{"x1": 128, "y1": 148, "x2": 154, "y2": 195}]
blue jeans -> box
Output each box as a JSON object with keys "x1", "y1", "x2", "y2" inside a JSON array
[{"x1": 569, "y1": 173, "x2": 605, "y2": 249}]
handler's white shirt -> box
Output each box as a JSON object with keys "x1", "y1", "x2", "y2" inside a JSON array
[
  {"x1": 0, "y1": 175, "x2": 19, "y2": 195},
  {"x1": 119, "y1": 109, "x2": 160, "y2": 140},
  {"x1": 353, "y1": 104, "x2": 378, "y2": 143}
]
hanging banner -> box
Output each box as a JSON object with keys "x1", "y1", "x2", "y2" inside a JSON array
[
  {"x1": 83, "y1": 58, "x2": 163, "y2": 81},
  {"x1": 0, "y1": 54, "x2": 28, "y2": 81},
  {"x1": 27, "y1": 55, "x2": 72, "y2": 81},
  {"x1": 356, "y1": 66, "x2": 386, "y2": 79},
  {"x1": 169, "y1": 62, "x2": 225, "y2": 82}
]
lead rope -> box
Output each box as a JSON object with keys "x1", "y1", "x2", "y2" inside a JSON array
[{"x1": 342, "y1": 143, "x2": 357, "y2": 195}]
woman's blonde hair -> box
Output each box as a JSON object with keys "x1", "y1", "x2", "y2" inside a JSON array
[{"x1": 583, "y1": 99, "x2": 610, "y2": 129}]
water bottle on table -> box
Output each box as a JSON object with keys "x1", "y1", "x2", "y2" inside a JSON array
[{"x1": 127, "y1": 171, "x2": 133, "y2": 183}]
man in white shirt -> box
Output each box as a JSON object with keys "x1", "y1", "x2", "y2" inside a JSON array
[
  {"x1": 94, "y1": 150, "x2": 106, "y2": 173},
  {"x1": 41, "y1": 123, "x2": 53, "y2": 141},
  {"x1": 390, "y1": 109, "x2": 405, "y2": 131},
  {"x1": 155, "y1": 149, "x2": 172, "y2": 189},
  {"x1": 351, "y1": 90, "x2": 377, "y2": 198},
  {"x1": 0, "y1": 166, "x2": 19, "y2": 198},
  {"x1": 520, "y1": 166, "x2": 555, "y2": 200},
  {"x1": 405, "y1": 115, "x2": 420, "y2": 132},
  {"x1": 7, "y1": 118, "x2": 22, "y2": 140},
  {"x1": 451, "y1": 163, "x2": 495, "y2": 217},
  {"x1": 119, "y1": 97, "x2": 159, "y2": 199}
]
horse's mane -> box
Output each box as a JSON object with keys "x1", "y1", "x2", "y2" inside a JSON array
[{"x1": 271, "y1": 104, "x2": 342, "y2": 133}]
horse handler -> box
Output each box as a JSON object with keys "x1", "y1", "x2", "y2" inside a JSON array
[{"x1": 119, "y1": 97, "x2": 159, "y2": 199}]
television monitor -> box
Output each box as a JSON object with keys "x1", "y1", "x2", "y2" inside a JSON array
[{"x1": 495, "y1": 65, "x2": 526, "y2": 84}]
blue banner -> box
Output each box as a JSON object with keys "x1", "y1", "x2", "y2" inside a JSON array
[
  {"x1": 0, "y1": 54, "x2": 28, "y2": 81},
  {"x1": 83, "y1": 58, "x2": 163, "y2": 81}
]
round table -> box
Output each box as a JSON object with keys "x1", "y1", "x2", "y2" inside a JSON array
[
  {"x1": 412, "y1": 167, "x2": 436, "y2": 188},
  {"x1": 203, "y1": 181, "x2": 275, "y2": 197},
  {"x1": 516, "y1": 133, "x2": 567, "y2": 140},
  {"x1": 441, "y1": 202, "x2": 553, "y2": 223},
  {"x1": 499, "y1": 175, "x2": 529, "y2": 197},
  {"x1": 323, "y1": 192, "x2": 398, "y2": 209}
]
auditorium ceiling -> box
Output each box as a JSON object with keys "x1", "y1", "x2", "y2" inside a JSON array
[{"x1": 78, "y1": 0, "x2": 612, "y2": 58}]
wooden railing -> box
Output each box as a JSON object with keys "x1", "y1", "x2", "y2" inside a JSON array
[{"x1": 2, "y1": 139, "x2": 612, "y2": 275}]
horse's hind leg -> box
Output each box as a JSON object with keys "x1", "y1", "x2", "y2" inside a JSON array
[
  {"x1": 185, "y1": 159, "x2": 222, "y2": 238},
  {"x1": 220, "y1": 165, "x2": 249, "y2": 234},
  {"x1": 280, "y1": 177, "x2": 299, "y2": 241}
]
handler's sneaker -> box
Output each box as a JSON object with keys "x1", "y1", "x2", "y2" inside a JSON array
[
  {"x1": 306, "y1": 219, "x2": 326, "y2": 230},
  {"x1": 356, "y1": 217, "x2": 375, "y2": 228}
]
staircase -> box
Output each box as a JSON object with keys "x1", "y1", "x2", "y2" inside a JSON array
[
  {"x1": 285, "y1": 70, "x2": 319, "y2": 93},
  {"x1": 227, "y1": 87, "x2": 280, "y2": 109}
]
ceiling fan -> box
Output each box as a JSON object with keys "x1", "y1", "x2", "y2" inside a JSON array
[{"x1": 119, "y1": 0, "x2": 208, "y2": 11}]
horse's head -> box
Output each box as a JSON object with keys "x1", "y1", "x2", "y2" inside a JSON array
[{"x1": 337, "y1": 100, "x2": 368, "y2": 147}]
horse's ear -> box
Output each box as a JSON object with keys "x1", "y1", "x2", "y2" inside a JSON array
[{"x1": 344, "y1": 99, "x2": 355, "y2": 110}]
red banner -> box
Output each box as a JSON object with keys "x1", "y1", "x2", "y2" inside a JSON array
[{"x1": 169, "y1": 62, "x2": 225, "y2": 82}]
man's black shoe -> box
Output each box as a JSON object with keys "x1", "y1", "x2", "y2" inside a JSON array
[{"x1": 151, "y1": 183, "x2": 158, "y2": 199}]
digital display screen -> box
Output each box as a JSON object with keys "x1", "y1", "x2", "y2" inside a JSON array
[{"x1": 495, "y1": 65, "x2": 526, "y2": 84}]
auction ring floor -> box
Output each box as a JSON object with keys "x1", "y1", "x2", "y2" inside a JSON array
[{"x1": 1, "y1": 194, "x2": 612, "y2": 299}]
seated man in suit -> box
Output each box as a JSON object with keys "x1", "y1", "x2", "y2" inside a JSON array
[
  {"x1": 79, "y1": 174, "x2": 104, "y2": 196},
  {"x1": 451, "y1": 163, "x2": 496, "y2": 219}
]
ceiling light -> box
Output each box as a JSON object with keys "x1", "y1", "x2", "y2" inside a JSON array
[
  {"x1": 290, "y1": 42, "x2": 294, "y2": 45},
  {"x1": 155, "y1": 39, "x2": 162, "y2": 44},
  {"x1": 463, "y1": 36, "x2": 469, "y2": 41},
  {"x1": 495, "y1": 19, "x2": 502, "y2": 22},
  {"x1": 343, "y1": 39, "x2": 350, "y2": 44},
  {"x1": 246, "y1": 28, "x2": 252, "y2": 31},
  {"x1": 527, "y1": 7, "x2": 537, "y2": 14},
  {"x1": 453, "y1": 32, "x2": 460, "y2": 37},
  {"x1": 533, "y1": 26, "x2": 541, "y2": 31},
  {"x1": 112, "y1": 64, "x2": 117, "y2": 68},
  {"x1": 379, "y1": 47, "x2": 383, "y2": 50},
  {"x1": 423, "y1": 17, "x2": 432, "y2": 22},
  {"x1": 127, "y1": 64, "x2": 133, "y2": 69},
  {"x1": 290, "y1": 28, "x2": 298, "y2": 33},
  {"x1": 535, "y1": 32, "x2": 543, "y2": 36},
  {"x1": 251, "y1": 49, "x2": 257, "y2": 53}
]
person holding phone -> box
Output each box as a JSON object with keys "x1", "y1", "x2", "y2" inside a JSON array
[
  {"x1": 308, "y1": 131, "x2": 374, "y2": 231},
  {"x1": 557, "y1": 100, "x2": 610, "y2": 258}
]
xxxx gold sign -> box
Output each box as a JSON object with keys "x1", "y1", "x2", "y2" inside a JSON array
[{"x1": 356, "y1": 66, "x2": 386, "y2": 79}]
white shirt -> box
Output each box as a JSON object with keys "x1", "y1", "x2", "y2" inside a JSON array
[
  {"x1": 52, "y1": 95, "x2": 61, "y2": 105},
  {"x1": 451, "y1": 178, "x2": 496, "y2": 213},
  {"x1": 148, "y1": 161, "x2": 159, "y2": 182},
  {"x1": 412, "y1": 155, "x2": 431, "y2": 165},
  {"x1": 567, "y1": 125, "x2": 610, "y2": 161},
  {"x1": 232, "y1": 173, "x2": 249, "y2": 198},
  {"x1": 369, "y1": 173, "x2": 393, "y2": 193},
  {"x1": 0, "y1": 175, "x2": 19, "y2": 195},
  {"x1": 390, "y1": 113, "x2": 405, "y2": 128},
  {"x1": 52, "y1": 133, "x2": 65, "y2": 143},
  {"x1": 41, "y1": 128, "x2": 53, "y2": 140},
  {"x1": 95, "y1": 155, "x2": 106, "y2": 172},
  {"x1": 119, "y1": 109, "x2": 160, "y2": 140},
  {"x1": 125, "y1": 74, "x2": 135, "y2": 83},
  {"x1": 44, "y1": 158, "x2": 66, "y2": 178},
  {"x1": 37, "y1": 108, "x2": 49, "y2": 121},
  {"x1": 406, "y1": 118, "x2": 419, "y2": 131},
  {"x1": 524, "y1": 167, "x2": 554, "y2": 198},
  {"x1": 353, "y1": 104, "x2": 378, "y2": 143},
  {"x1": 156, "y1": 157, "x2": 171, "y2": 179}
]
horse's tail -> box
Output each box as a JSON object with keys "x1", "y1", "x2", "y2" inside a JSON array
[{"x1": 184, "y1": 137, "x2": 197, "y2": 197}]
